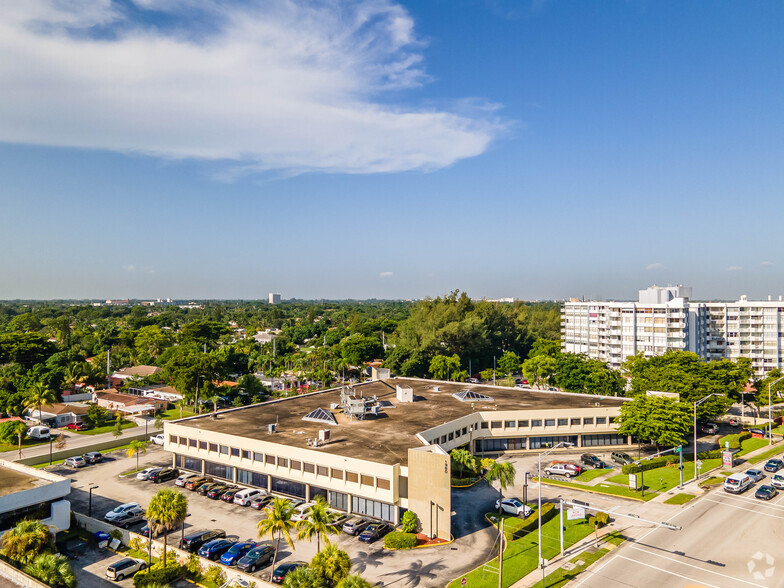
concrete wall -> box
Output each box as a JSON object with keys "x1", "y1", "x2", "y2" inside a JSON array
[
  {"x1": 0, "y1": 559, "x2": 50, "y2": 588},
  {"x1": 0, "y1": 459, "x2": 71, "y2": 532},
  {"x1": 17, "y1": 431, "x2": 155, "y2": 466},
  {"x1": 407, "y1": 446, "x2": 450, "y2": 540}
]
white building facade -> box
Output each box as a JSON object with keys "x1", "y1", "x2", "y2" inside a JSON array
[{"x1": 562, "y1": 286, "x2": 784, "y2": 377}]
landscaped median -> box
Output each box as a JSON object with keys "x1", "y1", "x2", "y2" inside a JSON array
[
  {"x1": 538, "y1": 531, "x2": 625, "y2": 588},
  {"x1": 538, "y1": 476, "x2": 658, "y2": 501}
]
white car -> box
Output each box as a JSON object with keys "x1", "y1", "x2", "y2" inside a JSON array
[
  {"x1": 150, "y1": 434, "x2": 164, "y2": 445},
  {"x1": 233, "y1": 488, "x2": 265, "y2": 506},
  {"x1": 136, "y1": 467, "x2": 163, "y2": 481},
  {"x1": 495, "y1": 498, "x2": 532, "y2": 517},
  {"x1": 175, "y1": 473, "x2": 199, "y2": 487},
  {"x1": 105, "y1": 502, "x2": 142, "y2": 523},
  {"x1": 291, "y1": 502, "x2": 315, "y2": 522},
  {"x1": 106, "y1": 557, "x2": 146, "y2": 581}
]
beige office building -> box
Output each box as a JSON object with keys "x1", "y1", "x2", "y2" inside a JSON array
[{"x1": 164, "y1": 378, "x2": 627, "y2": 539}]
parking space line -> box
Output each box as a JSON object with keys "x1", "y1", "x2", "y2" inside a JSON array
[{"x1": 612, "y1": 555, "x2": 723, "y2": 588}]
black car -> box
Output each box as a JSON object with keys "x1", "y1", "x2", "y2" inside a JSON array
[
  {"x1": 220, "y1": 488, "x2": 242, "y2": 502},
  {"x1": 149, "y1": 467, "x2": 179, "y2": 483},
  {"x1": 197, "y1": 538, "x2": 237, "y2": 561},
  {"x1": 179, "y1": 529, "x2": 226, "y2": 553},
  {"x1": 139, "y1": 523, "x2": 162, "y2": 538},
  {"x1": 358, "y1": 522, "x2": 392, "y2": 543},
  {"x1": 237, "y1": 544, "x2": 275, "y2": 572},
  {"x1": 207, "y1": 484, "x2": 234, "y2": 499},
  {"x1": 756, "y1": 484, "x2": 778, "y2": 500},
  {"x1": 82, "y1": 451, "x2": 103, "y2": 464},
  {"x1": 271, "y1": 561, "x2": 307, "y2": 584},
  {"x1": 580, "y1": 454, "x2": 605, "y2": 469},
  {"x1": 764, "y1": 459, "x2": 784, "y2": 473},
  {"x1": 196, "y1": 482, "x2": 222, "y2": 496}
]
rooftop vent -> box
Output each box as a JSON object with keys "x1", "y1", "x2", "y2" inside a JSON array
[
  {"x1": 302, "y1": 408, "x2": 338, "y2": 426},
  {"x1": 396, "y1": 385, "x2": 414, "y2": 403},
  {"x1": 452, "y1": 390, "x2": 494, "y2": 402}
]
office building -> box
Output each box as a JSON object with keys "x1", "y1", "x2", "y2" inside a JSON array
[
  {"x1": 268, "y1": 293, "x2": 281, "y2": 305},
  {"x1": 0, "y1": 459, "x2": 71, "y2": 533}
]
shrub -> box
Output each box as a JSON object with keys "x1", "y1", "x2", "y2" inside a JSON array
[
  {"x1": 128, "y1": 537, "x2": 143, "y2": 552},
  {"x1": 109, "y1": 529, "x2": 123, "y2": 542},
  {"x1": 400, "y1": 511, "x2": 418, "y2": 533},
  {"x1": 185, "y1": 553, "x2": 202, "y2": 577},
  {"x1": 204, "y1": 564, "x2": 226, "y2": 587},
  {"x1": 132, "y1": 563, "x2": 184, "y2": 587},
  {"x1": 697, "y1": 449, "x2": 723, "y2": 459},
  {"x1": 621, "y1": 455, "x2": 679, "y2": 474},
  {"x1": 595, "y1": 511, "x2": 610, "y2": 528},
  {"x1": 384, "y1": 531, "x2": 418, "y2": 549}
]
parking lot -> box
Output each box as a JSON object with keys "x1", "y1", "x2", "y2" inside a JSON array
[{"x1": 53, "y1": 445, "x2": 500, "y2": 587}]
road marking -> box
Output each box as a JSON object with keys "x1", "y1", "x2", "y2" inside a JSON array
[
  {"x1": 719, "y1": 493, "x2": 784, "y2": 511},
  {"x1": 628, "y1": 545, "x2": 766, "y2": 588},
  {"x1": 703, "y1": 498, "x2": 784, "y2": 519},
  {"x1": 612, "y1": 555, "x2": 723, "y2": 588}
]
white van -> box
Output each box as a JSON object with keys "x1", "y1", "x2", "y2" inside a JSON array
[
  {"x1": 771, "y1": 472, "x2": 784, "y2": 489},
  {"x1": 27, "y1": 426, "x2": 50, "y2": 440},
  {"x1": 233, "y1": 488, "x2": 265, "y2": 506},
  {"x1": 724, "y1": 473, "x2": 752, "y2": 494}
]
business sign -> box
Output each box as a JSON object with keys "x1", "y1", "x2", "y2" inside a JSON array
[
  {"x1": 567, "y1": 508, "x2": 586, "y2": 521},
  {"x1": 628, "y1": 473, "x2": 637, "y2": 490},
  {"x1": 722, "y1": 450, "x2": 734, "y2": 469}
]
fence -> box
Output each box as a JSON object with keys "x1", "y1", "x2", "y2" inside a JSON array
[{"x1": 18, "y1": 431, "x2": 157, "y2": 467}]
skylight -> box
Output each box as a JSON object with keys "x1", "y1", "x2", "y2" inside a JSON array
[
  {"x1": 302, "y1": 408, "x2": 338, "y2": 425},
  {"x1": 452, "y1": 390, "x2": 494, "y2": 402}
]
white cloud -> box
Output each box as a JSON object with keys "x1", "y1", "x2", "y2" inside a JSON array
[
  {"x1": 0, "y1": 0, "x2": 503, "y2": 176},
  {"x1": 761, "y1": 261, "x2": 774, "y2": 267},
  {"x1": 123, "y1": 264, "x2": 136, "y2": 272},
  {"x1": 379, "y1": 271, "x2": 394, "y2": 278},
  {"x1": 727, "y1": 266, "x2": 743, "y2": 271},
  {"x1": 645, "y1": 262, "x2": 666, "y2": 270}
]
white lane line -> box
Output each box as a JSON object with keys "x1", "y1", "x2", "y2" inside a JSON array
[
  {"x1": 719, "y1": 493, "x2": 784, "y2": 510},
  {"x1": 628, "y1": 545, "x2": 766, "y2": 588},
  {"x1": 611, "y1": 555, "x2": 723, "y2": 588},
  {"x1": 704, "y1": 498, "x2": 784, "y2": 519}
]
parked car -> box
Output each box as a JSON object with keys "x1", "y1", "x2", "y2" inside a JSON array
[
  {"x1": 136, "y1": 467, "x2": 163, "y2": 481},
  {"x1": 149, "y1": 467, "x2": 179, "y2": 484},
  {"x1": 237, "y1": 544, "x2": 275, "y2": 572},
  {"x1": 234, "y1": 488, "x2": 266, "y2": 506},
  {"x1": 748, "y1": 428, "x2": 769, "y2": 438},
  {"x1": 207, "y1": 484, "x2": 234, "y2": 500},
  {"x1": 342, "y1": 516, "x2": 372, "y2": 535},
  {"x1": 580, "y1": 454, "x2": 605, "y2": 469},
  {"x1": 221, "y1": 488, "x2": 242, "y2": 502},
  {"x1": 698, "y1": 423, "x2": 719, "y2": 435},
  {"x1": 64, "y1": 456, "x2": 86, "y2": 468},
  {"x1": 82, "y1": 451, "x2": 103, "y2": 464},
  {"x1": 764, "y1": 459, "x2": 784, "y2": 473},
  {"x1": 179, "y1": 529, "x2": 226, "y2": 553},
  {"x1": 544, "y1": 463, "x2": 581, "y2": 478},
  {"x1": 611, "y1": 451, "x2": 634, "y2": 466},
  {"x1": 65, "y1": 423, "x2": 89, "y2": 431},
  {"x1": 27, "y1": 426, "x2": 50, "y2": 440},
  {"x1": 466, "y1": 378, "x2": 480, "y2": 384},
  {"x1": 105, "y1": 557, "x2": 146, "y2": 581},
  {"x1": 724, "y1": 473, "x2": 752, "y2": 494},
  {"x1": 745, "y1": 469, "x2": 765, "y2": 483},
  {"x1": 175, "y1": 473, "x2": 199, "y2": 487},
  {"x1": 771, "y1": 472, "x2": 784, "y2": 489},
  {"x1": 727, "y1": 417, "x2": 742, "y2": 428},
  {"x1": 250, "y1": 495, "x2": 273, "y2": 510},
  {"x1": 198, "y1": 538, "x2": 237, "y2": 561},
  {"x1": 495, "y1": 498, "x2": 532, "y2": 517},
  {"x1": 290, "y1": 502, "x2": 314, "y2": 521},
  {"x1": 220, "y1": 541, "x2": 257, "y2": 566},
  {"x1": 150, "y1": 434, "x2": 164, "y2": 445},
  {"x1": 358, "y1": 522, "x2": 392, "y2": 543},
  {"x1": 105, "y1": 504, "x2": 144, "y2": 528},
  {"x1": 139, "y1": 524, "x2": 162, "y2": 538},
  {"x1": 184, "y1": 476, "x2": 211, "y2": 490},
  {"x1": 197, "y1": 482, "x2": 223, "y2": 496},
  {"x1": 331, "y1": 512, "x2": 351, "y2": 528},
  {"x1": 756, "y1": 484, "x2": 778, "y2": 500},
  {"x1": 270, "y1": 561, "x2": 307, "y2": 584}
]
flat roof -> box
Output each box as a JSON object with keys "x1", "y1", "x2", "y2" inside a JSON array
[
  {"x1": 176, "y1": 379, "x2": 626, "y2": 467},
  {"x1": 0, "y1": 467, "x2": 46, "y2": 498}
]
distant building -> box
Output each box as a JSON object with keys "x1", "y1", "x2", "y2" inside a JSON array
[
  {"x1": 109, "y1": 365, "x2": 162, "y2": 387},
  {"x1": 94, "y1": 390, "x2": 166, "y2": 416},
  {"x1": 269, "y1": 293, "x2": 281, "y2": 304},
  {"x1": 562, "y1": 285, "x2": 784, "y2": 377},
  {"x1": 0, "y1": 459, "x2": 71, "y2": 533},
  {"x1": 27, "y1": 403, "x2": 90, "y2": 427}
]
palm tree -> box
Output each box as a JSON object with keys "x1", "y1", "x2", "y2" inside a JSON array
[
  {"x1": 127, "y1": 440, "x2": 149, "y2": 471},
  {"x1": 310, "y1": 544, "x2": 352, "y2": 587},
  {"x1": 0, "y1": 519, "x2": 53, "y2": 564},
  {"x1": 336, "y1": 575, "x2": 374, "y2": 588},
  {"x1": 25, "y1": 382, "x2": 57, "y2": 425},
  {"x1": 484, "y1": 459, "x2": 517, "y2": 514},
  {"x1": 295, "y1": 497, "x2": 341, "y2": 552},
  {"x1": 283, "y1": 566, "x2": 326, "y2": 588},
  {"x1": 209, "y1": 394, "x2": 221, "y2": 413},
  {"x1": 63, "y1": 363, "x2": 84, "y2": 393},
  {"x1": 450, "y1": 448, "x2": 476, "y2": 479},
  {"x1": 146, "y1": 488, "x2": 188, "y2": 564},
  {"x1": 4, "y1": 420, "x2": 29, "y2": 459},
  {"x1": 175, "y1": 399, "x2": 187, "y2": 420},
  {"x1": 258, "y1": 497, "x2": 296, "y2": 574},
  {"x1": 24, "y1": 553, "x2": 76, "y2": 588}
]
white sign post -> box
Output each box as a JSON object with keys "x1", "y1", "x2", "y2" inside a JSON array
[
  {"x1": 628, "y1": 473, "x2": 637, "y2": 490},
  {"x1": 567, "y1": 508, "x2": 586, "y2": 521}
]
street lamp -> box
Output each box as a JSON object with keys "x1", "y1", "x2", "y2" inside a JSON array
[
  {"x1": 538, "y1": 441, "x2": 574, "y2": 586},
  {"x1": 693, "y1": 394, "x2": 724, "y2": 482},
  {"x1": 88, "y1": 484, "x2": 99, "y2": 518},
  {"x1": 769, "y1": 376, "x2": 784, "y2": 446},
  {"x1": 181, "y1": 513, "x2": 192, "y2": 544}
]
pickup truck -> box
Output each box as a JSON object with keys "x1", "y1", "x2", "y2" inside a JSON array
[{"x1": 150, "y1": 434, "x2": 165, "y2": 445}]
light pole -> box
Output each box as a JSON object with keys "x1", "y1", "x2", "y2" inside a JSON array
[
  {"x1": 538, "y1": 441, "x2": 574, "y2": 586},
  {"x1": 195, "y1": 375, "x2": 204, "y2": 413},
  {"x1": 88, "y1": 484, "x2": 99, "y2": 518},
  {"x1": 768, "y1": 376, "x2": 784, "y2": 446},
  {"x1": 693, "y1": 394, "x2": 724, "y2": 483}
]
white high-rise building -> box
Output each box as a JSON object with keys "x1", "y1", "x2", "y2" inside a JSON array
[
  {"x1": 268, "y1": 292, "x2": 281, "y2": 304},
  {"x1": 561, "y1": 286, "x2": 784, "y2": 377}
]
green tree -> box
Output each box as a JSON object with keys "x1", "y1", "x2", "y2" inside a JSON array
[
  {"x1": 450, "y1": 448, "x2": 476, "y2": 479},
  {"x1": 237, "y1": 374, "x2": 267, "y2": 398},
  {"x1": 25, "y1": 381, "x2": 57, "y2": 425},
  {"x1": 340, "y1": 334, "x2": 383, "y2": 366},
  {"x1": 85, "y1": 404, "x2": 110, "y2": 428},
  {"x1": 127, "y1": 440, "x2": 149, "y2": 471},
  {"x1": 0, "y1": 519, "x2": 54, "y2": 564},
  {"x1": 0, "y1": 420, "x2": 29, "y2": 459},
  {"x1": 258, "y1": 497, "x2": 296, "y2": 573},
  {"x1": 522, "y1": 354, "x2": 557, "y2": 389},
  {"x1": 23, "y1": 553, "x2": 76, "y2": 588},
  {"x1": 310, "y1": 544, "x2": 352, "y2": 588},
  {"x1": 428, "y1": 354, "x2": 461, "y2": 380},
  {"x1": 146, "y1": 488, "x2": 188, "y2": 564},
  {"x1": 62, "y1": 363, "x2": 84, "y2": 393},
  {"x1": 295, "y1": 497, "x2": 341, "y2": 552},
  {"x1": 112, "y1": 419, "x2": 124, "y2": 438},
  {"x1": 497, "y1": 351, "x2": 521, "y2": 376},
  {"x1": 336, "y1": 575, "x2": 374, "y2": 588},
  {"x1": 484, "y1": 459, "x2": 517, "y2": 511},
  {"x1": 283, "y1": 566, "x2": 327, "y2": 588},
  {"x1": 616, "y1": 395, "x2": 692, "y2": 450},
  {"x1": 400, "y1": 511, "x2": 418, "y2": 533},
  {"x1": 479, "y1": 368, "x2": 495, "y2": 381}
]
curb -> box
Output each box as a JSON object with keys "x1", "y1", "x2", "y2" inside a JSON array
[{"x1": 451, "y1": 478, "x2": 482, "y2": 489}]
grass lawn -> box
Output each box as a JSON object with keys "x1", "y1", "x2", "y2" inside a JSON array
[
  {"x1": 447, "y1": 509, "x2": 596, "y2": 588},
  {"x1": 698, "y1": 476, "x2": 724, "y2": 487},
  {"x1": 574, "y1": 468, "x2": 612, "y2": 482},
  {"x1": 737, "y1": 437, "x2": 768, "y2": 456},
  {"x1": 538, "y1": 547, "x2": 609, "y2": 588},
  {"x1": 663, "y1": 493, "x2": 696, "y2": 505},
  {"x1": 606, "y1": 458, "x2": 722, "y2": 493},
  {"x1": 158, "y1": 407, "x2": 198, "y2": 421},
  {"x1": 539, "y1": 477, "x2": 657, "y2": 502},
  {"x1": 747, "y1": 444, "x2": 784, "y2": 465},
  {"x1": 0, "y1": 437, "x2": 51, "y2": 453},
  {"x1": 73, "y1": 420, "x2": 137, "y2": 435}
]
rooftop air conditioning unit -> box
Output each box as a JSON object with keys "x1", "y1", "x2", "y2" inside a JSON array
[
  {"x1": 396, "y1": 385, "x2": 414, "y2": 403},
  {"x1": 267, "y1": 423, "x2": 277, "y2": 433},
  {"x1": 318, "y1": 429, "x2": 331, "y2": 443},
  {"x1": 433, "y1": 386, "x2": 441, "y2": 391},
  {"x1": 330, "y1": 403, "x2": 340, "y2": 410}
]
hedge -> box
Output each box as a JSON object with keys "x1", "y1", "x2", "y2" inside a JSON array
[
  {"x1": 132, "y1": 563, "x2": 184, "y2": 587},
  {"x1": 621, "y1": 455, "x2": 679, "y2": 474},
  {"x1": 384, "y1": 531, "x2": 418, "y2": 550}
]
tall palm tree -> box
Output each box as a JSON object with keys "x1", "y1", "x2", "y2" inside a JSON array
[
  {"x1": 258, "y1": 497, "x2": 296, "y2": 574},
  {"x1": 484, "y1": 460, "x2": 517, "y2": 514},
  {"x1": 0, "y1": 519, "x2": 53, "y2": 564},
  {"x1": 146, "y1": 488, "x2": 188, "y2": 564},
  {"x1": 23, "y1": 553, "x2": 76, "y2": 588},
  {"x1": 175, "y1": 399, "x2": 187, "y2": 420},
  {"x1": 209, "y1": 394, "x2": 221, "y2": 413},
  {"x1": 127, "y1": 440, "x2": 149, "y2": 471},
  {"x1": 336, "y1": 575, "x2": 374, "y2": 588},
  {"x1": 4, "y1": 420, "x2": 29, "y2": 459},
  {"x1": 63, "y1": 363, "x2": 84, "y2": 393},
  {"x1": 295, "y1": 497, "x2": 341, "y2": 552},
  {"x1": 310, "y1": 544, "x2": 352, "y2": 587},
  {"x1": 25, "y1": 382, "x2": 57, "y2": 425}
]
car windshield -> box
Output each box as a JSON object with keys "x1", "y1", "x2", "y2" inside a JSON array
[{"x1": 507, "y1": 499, "x2": 521, "y2": 506}]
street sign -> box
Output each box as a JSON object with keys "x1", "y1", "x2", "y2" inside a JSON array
[
  {"x1": 722, "y1": 450, "x2": 734, "y2": 469},
  {"x1": 674, "y1": 446, "x2": 682, "y2": 453},
  {"x1": 628, "y1": 473, "x2": 637, "y2": 490},
  {"x1": 461, "y1": 578, "x2": 467, "y2": 587},
  {"x1": 567, "y1": 508, "x2": 586, "y2": 521}
]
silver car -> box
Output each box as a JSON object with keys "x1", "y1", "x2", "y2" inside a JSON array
[{"x1": 136, "y1": 467, "x2": 163, "y2": 481}]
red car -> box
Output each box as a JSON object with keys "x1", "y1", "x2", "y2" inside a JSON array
[{"x1": 65, "y1": 423, "x2": 89, "y2": 431}]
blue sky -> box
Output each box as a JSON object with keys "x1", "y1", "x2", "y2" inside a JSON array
[{"x1": 1, "y1": 0, "x2": 783, "y2": 301}]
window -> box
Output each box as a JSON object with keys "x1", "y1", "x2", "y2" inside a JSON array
[
  {"x1": 205, "y1": 461, "x2": 233, "y2": 480},
  {"x1": 351, "y1": 497, "x2": 395, "y2": 522},
  {"x1": 310, "y1": 486, "x2": 328, "y2": 501},
  {"x1": 377, "y1": 478, "x2": 390, "y2": 490},
  {"x1": 253, "y1": 452, "x2": 263, "y2": 462},
  {"x1": 209, "y1": 443, "x2": 218, "y2": 452},
  {"x1": 290, "y1": 460, "x2": 302, "y2": 471},
  {"x1": 230, "y1": 447, "x2": 240, "y2": 457},
  {"x1": 220, "y1": 445, "x2": 229, "y2": 455},
  {"x1": 581, "y1": 433, "x2": 626, "y2": 447},
  {"x1": 544, "y1": 419, "x2": 556, "y2": 427},
  {"x1": 331, "y1": 468, "x2": 343, "y2": 480},
  {"x1": 570, "y1": 418, "x2": 581, "y2": 426},
  {"x1": 317, "y1": 465, "x2": 328, "y2": 476},
  {"x1": 596, "y1": 417, "x2": 607, "y2": 425},
  {"x1": 448, "y1": 433, "x2": 454, "y2": 441},
  {"x1": 278, "y1": 458, "x2": 288, "y2": 468},
  {"x1": 178, "y1": 437, "x2": 186, "y2": 445},
  {"x1": 583, "y1": 418, "x2": 594, "y2": 425},
  {"x1": 505, "y1": 420, "x2": 516, "y2": 428},
  {"x1": 491, "y1": 421, "x2": 502, "y2": 429},
  {"x1": 462, "y1": 427, "x2": 468, "y2": 436},
  {"x1": 241, "y1": 450, "x2": 251, "y2": 460},
  {"x1": 188, "y1": 439, "x2": 197, "y2": 448},
  {"x1": 346, "y1": 472, "x2": 358, "y2": 483},
  {"x1": 169, "y1": 435, "x2": 178, "y2": 444},
  {"x1": 329, "y1": 491, "x2": 349, "y2": 511},
  {"x1": 304, "y1": 463, "x2": 315, "y2": 474},
  {"x1": 265, "y1": 455, "x2": 275, "y2": 465},
  {"x1": 481, "y1": 422, "x2": 489, "y2": 429},
  {"x1": 237, "y1": 469, "x2": 268, "y2": 488},
  {"x1": 177, "y1": 455, "x2": 203, "y2": 472},
  {"x1": 198, "y1": 441, "x2": 207, "y2": 450},
  {"x1": 557, "y1": 419, "x2": 568, "y2": 426},
  {"x1": 517, "y1": 420, "x2": 529, "y2": 428},
  {"x1": 528, "y1": 435, "x2": 578, "y2": 449},
  {"x1": 361, "y1": 475, "x2": 374, "y2": 486},
  {"x1": 270, "y1": 477, "x2": 306, "y2": 498},
  {"x1": 441, "y1": 435, "x2": 447, "y2": 443},
  {"x1": 532, "y1": 419, "x2": 542, "y2": 427},
  {"x1": 454, "y1": 429, "x2": 461, "y2": 438}
]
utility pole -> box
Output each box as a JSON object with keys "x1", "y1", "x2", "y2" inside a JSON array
[
  {"x1": 106, "y1": 349, "x2": 111, "y2": 390},
  {"x1": 493, "y1": 356, "x2": 496, "y2": 386},
  {"x1": 497, "y1": 517, "x2": 504, "y2": 588}
]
